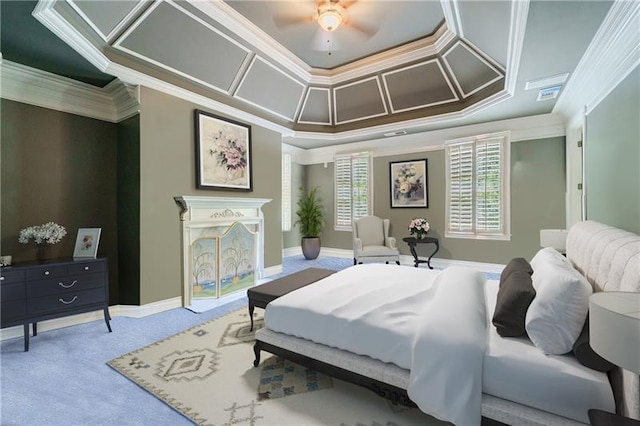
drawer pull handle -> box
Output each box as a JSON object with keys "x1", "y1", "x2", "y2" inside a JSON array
[
  {"x1": 45, "y1": 271, "x2": 50, "y2": 276},
  {"x1": 0, "y1": 277, "x2": 4, "y2": 281},
  {"x1": 59, "y1": 296, "x2": 78, "y2": 305},
  {"x1": 59, "y1": 280, "x2": 78, "y2": 289},
  {"x1": 84, "y1": 266, "x2": 89, "y2": 271}
]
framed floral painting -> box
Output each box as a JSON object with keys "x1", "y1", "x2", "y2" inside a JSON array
[
  {"x1": 390, "y1": 159, "x2": 428, "y2": 208},
  {"x1": 194, "y1": 109, "x2": 252, "y2": 191}
]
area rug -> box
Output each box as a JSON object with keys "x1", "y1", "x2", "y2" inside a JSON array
[{"x1": 108, "y1": 308, "x2": 445, "y2": 425}]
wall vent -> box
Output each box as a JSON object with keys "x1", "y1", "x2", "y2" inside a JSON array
[{"x1": 537, "y1": 85, "x2": 562, "y2": 101}]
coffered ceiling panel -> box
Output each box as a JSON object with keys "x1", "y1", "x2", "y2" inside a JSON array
[
  {"x1": 443, "y1": 41, "x2": 503, "y2": 98},
  {"x1": 298, "y1": 88, "x2": 331, "y2": 125},
  {"x1": 69, "y1": 0, "x2": 146, "y2": 42},
  {"x1": 114, "y1": 0, "x2": 251, "y2": 94},
  {"x1": 235, "y1": 57, "x2": 306, "y2": 121},
  {"x1": 457, "y1": 1, "x2": 510, "y2": 68},
  {"x1": 334, "y1": 76, "x2": 387, "y2": 125},
  {"x1": 382, "y1": 59, "x2": 458, "y2": 113}
]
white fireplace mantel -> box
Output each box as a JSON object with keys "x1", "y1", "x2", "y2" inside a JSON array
[{"x1": 174, "y1": 196, "x2": 272, "y2": 310}]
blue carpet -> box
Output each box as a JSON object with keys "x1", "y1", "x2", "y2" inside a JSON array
[{"x1": 0, "y1": 256, "x2": 499, "y2": 425}]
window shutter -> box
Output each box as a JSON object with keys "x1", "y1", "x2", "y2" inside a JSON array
[
  {"x1": 282, "y1": 153, "x2": 291, "y2": 231},
  {"x1": 335, "y1": 153, "x2": 371, "y2": 230},
  {"x1": 446, "y1": 132, "x2": 510, "y2": 240}
]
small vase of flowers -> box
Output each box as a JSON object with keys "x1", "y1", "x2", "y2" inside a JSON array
[
  {"x1": 409, "y1": 218, "x2": 430, "y2": 239},
  {"x1": 18, "y1": 222, "x2": 67, "y2": 260}
]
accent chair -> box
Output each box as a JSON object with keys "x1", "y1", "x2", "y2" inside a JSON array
[{"x1": 353, "y1": 215, "x2": 400, "y2": 265}]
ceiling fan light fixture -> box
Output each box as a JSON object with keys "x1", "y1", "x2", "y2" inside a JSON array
[{"x1": 317, "y1": 5, "x2": 343, "y2": 32}]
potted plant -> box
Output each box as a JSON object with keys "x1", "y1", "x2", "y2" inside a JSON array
[{"x1": 295, "y1": 187, "x2": 325, "y2": 260}]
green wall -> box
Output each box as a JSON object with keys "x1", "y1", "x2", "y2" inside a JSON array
[
  {"x1": 304, "y1": 137, "x2": 566, "y2": 264},
  {"x1": 138, "y1": 87, "x2": 283, "y2": 304},
  {"x1": 1, "y1": 99, "x2": 120, "y2": 302},
  {"x1": 585, "y1": 66, "x2": 640, "y2": 233},
  {"x1": 283, "y1": 161, "x2": 304, "y2": 249}
]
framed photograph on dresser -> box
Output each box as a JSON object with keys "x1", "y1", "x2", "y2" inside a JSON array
[{"x1": 73, "y1": 228, "x2": 101, "y2": 258}]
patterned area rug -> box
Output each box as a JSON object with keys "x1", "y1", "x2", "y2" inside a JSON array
[{"x1": 108, "y1": 308, "x2": 445, "y2": 425}]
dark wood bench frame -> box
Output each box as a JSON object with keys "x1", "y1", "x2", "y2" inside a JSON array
[{"x1": 246, "y1": 267, "x2": 335, "y2": 331}]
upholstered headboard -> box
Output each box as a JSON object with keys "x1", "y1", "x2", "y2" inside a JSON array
[{"x1": 566, "y1": 220, "x2": 640, "y2": 419}]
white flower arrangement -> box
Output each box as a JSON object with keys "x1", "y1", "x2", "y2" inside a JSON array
[
  {"x1": 18, "y1": 222, "x2": 67, "y2": 245},
  {"x1": 408, "y1": 218, "x2": 430, "y2": 239}
]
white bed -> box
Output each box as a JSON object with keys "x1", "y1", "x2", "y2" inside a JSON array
[{"x1": 253, "y1": 221, "x2": 640, "y2": 425}]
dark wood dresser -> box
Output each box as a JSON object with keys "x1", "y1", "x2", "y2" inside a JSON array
[{"x1": 0, "y1": 257, "x2": 111, "y2": 351}]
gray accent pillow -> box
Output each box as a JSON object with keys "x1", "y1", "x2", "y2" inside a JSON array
[
  {"x1": 493, "y1": 270, "x2": 536, "y2": 337},
  {"x1": 499, "y1": 257, "x2": 533, "y2": 287}
]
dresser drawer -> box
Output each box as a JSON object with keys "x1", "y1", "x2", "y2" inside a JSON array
[
  {"x1": 27, "y1": 265, "x2": 67, "y2": 280},
  {"x1": 1, "y1": 300, "x2": 26, "y2": 324},
  {"x1": 1, "y1": 268, "x2": 26, "y2": 284},
  {"x1": 68, "y1": 260, "x2": 106, "y2": 275},
  {"x1": 28, "y1": 287, "x2": 106, "y2": 316},
  {"x1": 26, "y1": 273, "x2": 105, "y2": 298},
  {"x1": 1, "y1": 282, "x2": 26, "y2": 301}
]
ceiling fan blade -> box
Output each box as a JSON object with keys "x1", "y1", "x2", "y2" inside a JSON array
[
  {"x1": 311, "y1": 29, "x2": 341, "y2": 52},
  {"x1": 273, "y1": 14, "x2": 313, "y2": 30},
  {"x1": 344, "y1": 20, "x2": 378, "y2": 39},
  {"x1": 340, "y1": 0, "x2": 358, "y2": 10}
]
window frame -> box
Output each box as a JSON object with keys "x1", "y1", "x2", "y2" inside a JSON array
[
  {"x1": 445, "y1": 131, "x2": 511, "y2": 241},
  {"x1": 334, "y1": 152, "x2": 373, "y2": 231}
]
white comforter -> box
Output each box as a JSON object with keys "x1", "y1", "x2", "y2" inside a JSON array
[{"x1": 264, "y1": 264, "x2": 487, "y2": 425}]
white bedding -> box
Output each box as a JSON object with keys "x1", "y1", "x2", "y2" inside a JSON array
[{"x1": 264, "y1": 263, "x2": 615, "y2": 425}]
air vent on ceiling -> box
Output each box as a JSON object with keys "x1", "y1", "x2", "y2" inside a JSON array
[
  {"x1": 384, "y1": 130, "x2": 407, "y2": 137},
  {"x1": 537, "y1": 85, "x2": 562, "y2": 101}
]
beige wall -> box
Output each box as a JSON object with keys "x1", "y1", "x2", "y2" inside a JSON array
[
  {"x1": 585, "y1": 65, "x2": 640, "y2": 233},
  {"x1": 305, "y1": 137, "x2": 566, "y2": 264},
  {"x1": 138, "y1": 87, "x2": 282, "y2": 304}
]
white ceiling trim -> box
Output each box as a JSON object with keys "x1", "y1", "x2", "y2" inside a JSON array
[
  {"x1": 381, "y1": 59, "x2": 459, "y2": 114},
  {"x1": 440, "y1": 0, "x2": 462, "y2": 36},
  {"x1": 442, "y1": 41, "x2": 504, "y2": 99},
  {"x1": 0, "y1": 59, "x2": 137, "y2": 123},
  {"x1": 32, "y1": 0, "x2": 111, "y2": 71},
  {"x1": 233, "y1": 55, "x2": 306, "y2": 122},
  {"x1": 333, "y1": 76, "x2": 389, "y2": 125},
  {"x1": 106, "y1": 61, "x2": 294, "y2": 137},
  {"x1": 297, "y1": 113, "x2": 566, "y2": 165},
  {"x1": 554, "y1": 0, "x2": 640, "y2": 118},
  {"x1": 503, "y1": 0, "x2": 529, "y2": 95},
  {"x1": 112, "y1": 0, "x2": 253, "y2": 96},
  {"x1": 297, "y1": 87, "x2": 332, "y2": 126},
  {"x1": 66, "y1": 0, "x2": 149, "y2": 43}
]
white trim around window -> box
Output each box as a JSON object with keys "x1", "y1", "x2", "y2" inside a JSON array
[{"x1": 445, "y1": 131, "x2": 511, "y2": 240}]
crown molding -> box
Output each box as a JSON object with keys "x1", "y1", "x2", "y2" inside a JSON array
[
  {"x1": 32, "y1": 0, "x2": 111, "y2": 71},
  {"x1": 296, "y1": 113, "x2": 565, "y2": 165},
  {"x1": 553, "y1": 0, "x2": 640, "y2": 118},
  {"x1": 504, "y1": 0, "x2": 529, "y2": 95},
  {"x1": 0, "y1": 59, "x2": 129, "y2": 122}
]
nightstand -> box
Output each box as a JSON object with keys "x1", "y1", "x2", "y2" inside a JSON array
[{"x1": 588, "y1": 409, "x2": 640, "y2": 426}]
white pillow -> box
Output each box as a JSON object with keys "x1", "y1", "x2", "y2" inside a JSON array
[
  {"x1": 530, "y1": 247, "x2": 571, "y2": 271},
  {"x1": 525, "y1": 256, "x2": 592, "y2": 355}
]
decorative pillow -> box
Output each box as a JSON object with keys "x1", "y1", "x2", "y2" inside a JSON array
[
  {"x1": 525, "y1": 257, "x2": 592, "y2": 355},
  {"x1": 530, "y1": 247, "x2": 570, "y2": 271},
  {"x1": 499, "y1": 258, "x2": 533, "y2": 287},
  {"x1": 573, "y1": 315, "x2": 615, "y2": 372},
  {"x1": 492, "y1": 270, "x2": 536, "y2": 337}
]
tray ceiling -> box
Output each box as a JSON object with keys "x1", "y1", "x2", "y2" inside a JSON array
[{"x1": 10, "y1": 0, "x2": 616, "y2": 148}]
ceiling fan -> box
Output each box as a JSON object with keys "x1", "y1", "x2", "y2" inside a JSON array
[{"x1": 273, "y1": 0, "x2": 378, "y2": 52}]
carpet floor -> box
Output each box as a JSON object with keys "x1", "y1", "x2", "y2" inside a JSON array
[{"x1": 107, "y1": 308, "x2": 445, "y2": 425}]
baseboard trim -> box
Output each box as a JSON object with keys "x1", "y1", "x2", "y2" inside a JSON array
[
  {"x1": 264, "y1": 264, "x2": 283, "y2": 277},
  {"x1": 112, "y1": 297, "x2": 183, "y2": 319}
]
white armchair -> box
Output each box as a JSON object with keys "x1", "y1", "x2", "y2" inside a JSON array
[{"x1": 353, "y1": 215, "x2": 400, "y2": 265}]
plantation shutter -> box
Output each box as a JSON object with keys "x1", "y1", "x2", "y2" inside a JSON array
[
  {"x1": 282, "y1": 153, "x2": 291, "y2": 231},
  {"x1": 335, "y1": 152, "x2": 371, "y2": 230},
  {"x1": 446, "y1": 132, "x2": 510, "y2": 240}
]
